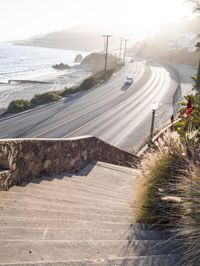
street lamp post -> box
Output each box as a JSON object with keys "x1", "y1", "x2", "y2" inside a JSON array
[{"x1": 149, "y1": 102, "x2": 158, "y2": 147}]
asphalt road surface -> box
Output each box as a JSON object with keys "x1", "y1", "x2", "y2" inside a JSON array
[{"x1": 0, "y1": 60, "x2": 188, "y2": 150}]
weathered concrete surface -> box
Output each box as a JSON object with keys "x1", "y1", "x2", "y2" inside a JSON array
[
  {"x1": 0, "y1": 136, "x2": 139, "y2": 191},
  {"x1": 0, "y1": 161, "x2": 180, "y2": 265}
]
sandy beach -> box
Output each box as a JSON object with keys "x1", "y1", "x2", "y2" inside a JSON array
[{"x1": 0, "y1": 66, "x2": 91, "y2": 113}]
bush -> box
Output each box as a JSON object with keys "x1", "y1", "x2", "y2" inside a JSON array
[
  {"x1": 79, "y1": 64, "x2": 123, "y2": 91},
  {"x1": 59, "y1": 86, "x2": 81, "y2": 97},
  {"x1": 80, "y1": 75, "x2": 100, "y2": 91},
  {"x1": 174, "y1": 166, "x2": 200, "y2": 266},
  {"x1": 30, "y1": 92, "x2": 62, "y2": 106},
  {"x1": 136, "y1": 129, "x2": 200, "y2": 263},
  {"x1": 7, "y1": 99, "x2": 31, "y2": 114},
  {"x1": 135, "y1": 131, "x2": 188, "y2": 225},
  {"x1": 177, "y1": 93, "x2": 200, "y2": 133}
]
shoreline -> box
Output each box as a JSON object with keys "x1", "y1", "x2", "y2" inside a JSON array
[
  {"x1": 0, "y1": 42, "x2": 90, "y2": 83},
  {"x1": 0, "y1": 66, "x2": 91, "y2": 110},
  {"x1": 14, "y1": 42, "x2": 94, "y2": 53}
]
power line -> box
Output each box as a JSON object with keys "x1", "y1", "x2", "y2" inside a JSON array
[{"x1": 102, "y1": 35, "x2": 112, "y2": 79}]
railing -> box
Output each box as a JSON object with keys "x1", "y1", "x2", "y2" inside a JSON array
[{"x1": 137, "y1": 119, "x2": 181, "y2": 157}]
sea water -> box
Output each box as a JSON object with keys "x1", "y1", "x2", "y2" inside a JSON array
[{"x1": 0, "y1": 43, "x2": 87, "y2": 83}]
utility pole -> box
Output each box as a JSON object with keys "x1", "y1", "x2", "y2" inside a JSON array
[
  {"x1": 119, "y1": 37, "x2": 123, "y2": 61},
  {"x1": 102, "y1": 35, "x2": 112, "y2": 79},
  {"x1": 123, "y1": 39, "x2": 129, "y2": 64}
]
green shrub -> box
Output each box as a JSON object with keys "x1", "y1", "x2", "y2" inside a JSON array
[
  {"x1": 7, "y1": 99, "x2": 31, "y2": 114},
  {"x1": 30, "y1": 91, "x2": 61, "y2": 106},
  {"x1": 80, "y1": 75, "x2": 100, "y2": 91},
  {"x1": 59, "y1": 86, "x2": 81, "y2": 97},
  {"x1": 79, "y1": 64, "x2": 123, "y2": 91}
]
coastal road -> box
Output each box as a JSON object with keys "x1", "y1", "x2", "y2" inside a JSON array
[{"x1": 0, "y1": 61, "x2": 180, "y2": 150}]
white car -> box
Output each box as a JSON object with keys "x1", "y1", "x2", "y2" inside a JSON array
[{"x1": 125, "y1": 76, "x2": 134, "y2": 85}]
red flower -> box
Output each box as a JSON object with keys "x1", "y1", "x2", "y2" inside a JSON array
[{"x1": 186, "y1": 97, "x2": 193, "y2": 117}]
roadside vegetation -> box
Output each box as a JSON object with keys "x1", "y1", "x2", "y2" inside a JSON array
[
  {"x1": 137, "y1": 2, "x2": 200, "y2": 264},
  {"x1": 135, "y1": 72, "x2": 200, "y2": 265},
  {"x1": 5, "y1": 64, "x2": 123, "y2": 115},
  {"x1": 30, "y1": 91, "x2": 62, "y2": 106},
  {"x1": 7, "y1": 99, "x2": 32, "y2": 114},
  {"x1": 6, "y1": 92, "x2": 62, "y2": 114}
]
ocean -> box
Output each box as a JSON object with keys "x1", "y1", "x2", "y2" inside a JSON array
[{"x1": 0, "y1": 43, "x2": 88, "y2": 83}]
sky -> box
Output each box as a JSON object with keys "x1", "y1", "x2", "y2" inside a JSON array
[{"x1": 0, "y1": 0, "x2": 193, "y2": 41}]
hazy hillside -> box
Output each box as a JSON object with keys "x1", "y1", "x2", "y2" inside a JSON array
[
  {"x1": 15, "y1": 24, "x2": 139, "y2": 52},
  {"x1": 160, "y1": 16, "x2": 200, "y2": 36},
  {"x1": 128, "y1": 17, "x2": 200, "y2": 67}
]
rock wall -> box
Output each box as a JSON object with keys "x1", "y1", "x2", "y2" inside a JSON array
[{"x1": 0, "y1": 136, "x2": 139, "y2": 191}]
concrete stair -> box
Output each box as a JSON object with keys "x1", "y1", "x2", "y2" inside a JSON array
[{"x1": 0, "y1": 161, "x2": 180, "y2": 265}]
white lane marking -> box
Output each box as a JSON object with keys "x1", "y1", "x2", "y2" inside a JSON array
[
  {"x1": 113, "y1": 69, "x2": 170, "y2": 145},
  {"x1": 69, "y1": 66, "x2": 167, "y2": 144},
  {"x1": 64, "y1": 67, "x2": 156, "y2": 138},
  {"x1": 31, "y1": 64, "x2": 146, "y2": 137}
]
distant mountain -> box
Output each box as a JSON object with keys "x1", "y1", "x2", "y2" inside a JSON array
[{"x1": 15, "y1": 24, "x2": 139, "y2": 52}]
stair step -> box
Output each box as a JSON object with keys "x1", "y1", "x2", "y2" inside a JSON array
[
  {"x1": 0, "y1": 193, "x2": 133, "y2": 216},
  {"x1": 9, "y1": 187, "x2": 132, "y2": 208},
  {"x1": 0, "y1": 227, "x2": 172, "y2": 241},
  {"x1": 0, "y1": 217, "x2": 132, "y2": 230},
  {"x1": 62, "y1": 175, "x2": 134, "y2": 192},
  {"x1": 18, "y1": 181, "x2": 132, "y2": 204},
  {"x1": 0, "y1": 240, "x2": 180, "y2": 264},
  {"x1": 0, "y1": 190, "x2": 132, "y2": 212},
  {"x1": 28, "y1": 178, "x2": 133, "y2": 200},
  {"x1": 0, "y1": 255, "x2": 180, "y2": 266},
  {"x1": 84, "y1": 161, "x2": 137, "y2": 175},
  {"x1": 22, "y1": 175, "x2": 135, "y2": 192},
  {"x1": 0, "y1": 161, "x2": 180, "y2": 265},
  {"x1": 0, "y1": 207, "x2": 132, "y2": 223},
  {"x1": 64, "y1": 175, "x2": 135, "y2": 190}
]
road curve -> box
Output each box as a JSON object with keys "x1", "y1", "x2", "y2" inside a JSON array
[{"x1": 0, "y1": 61, "x2": 179, "y2": 150}]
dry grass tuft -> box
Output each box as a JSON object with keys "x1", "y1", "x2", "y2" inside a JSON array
[
  {"x1": 135, "y1": 129, "x2": 200, "y2": 264},
  {"x1": 135, "y1": 131, "x2": 187, "y2": 225}
]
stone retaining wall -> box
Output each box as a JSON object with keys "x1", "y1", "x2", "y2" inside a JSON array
[{"x1": 0, "y1": 136, "x2": 139, "y2": 191}]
